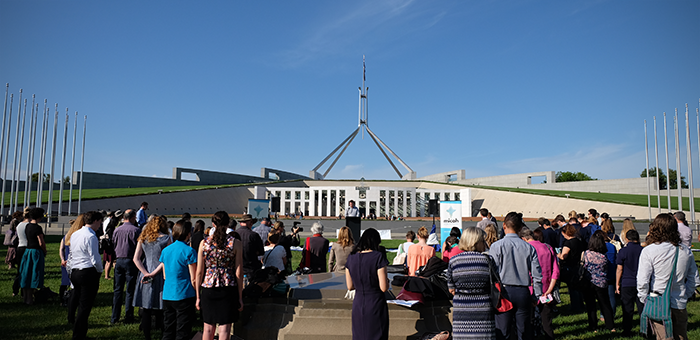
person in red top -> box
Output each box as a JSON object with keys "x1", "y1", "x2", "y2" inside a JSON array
[
  {"x1": 520, "y1": 227, "x2": 559, "y2": 340},
  {"x1": 441, "y1": 236, "x2": 463, "y2": 263}
]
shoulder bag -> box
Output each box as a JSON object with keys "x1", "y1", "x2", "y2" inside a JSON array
[
  {"x1": 546, "y1": 244, "x2": 562, "y2": 304},
  {"x1": 486, "y1": 253, "x2": 513, "y2": 313},
  {"x1": 640, "y1": 246, "x2": 679, "y2": 337}
]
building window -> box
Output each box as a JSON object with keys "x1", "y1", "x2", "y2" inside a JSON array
[
  {"x1": 285, "y1": 191, "x2": 291, "y2": 200},
  {"x1": 295, "y1": 191, "x2": 301, "y2": 200},
  {"x1": 305, "y1": 191, "x2": 309, "y2": 200}
]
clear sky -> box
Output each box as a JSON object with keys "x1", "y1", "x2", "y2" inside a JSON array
[{"x1": 1, "y1": 0, "x2": 699, "y2": 184}]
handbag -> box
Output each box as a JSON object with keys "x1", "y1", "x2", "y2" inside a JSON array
[
  {"x1": 576, "y1": 251, "x2": 591, "y2": 288},
  {"x1": 486, "y1": 253, "x2": 513, "y2": 313},
  {"x1": 640, "y1": 246, "x2": 679, "y2": 337},
  {"x1": 396, "y1": 282, "x2": 425, "y2": 304}
]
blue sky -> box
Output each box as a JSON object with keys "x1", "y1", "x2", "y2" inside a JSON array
[{"x1": 1, "y1": 0, "x2": 699, "y2": 184}]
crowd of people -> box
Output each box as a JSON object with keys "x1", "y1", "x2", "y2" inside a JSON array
[{"x1": 4, "y1": 201, "x2": 700, "y2": 340}]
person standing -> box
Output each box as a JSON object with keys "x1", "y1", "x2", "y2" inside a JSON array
[
  {"x1": 12, "y1": 209, "x2": 30, "y2": 296},
  {"x1": 346, "y1": 200, "x2": 360, "y2": 218},
  {"x1": 476, "y1": 208, "x2": 492, "y2": 230},
  {"x1": 674, "y1": 212, "x2": 692, "y2": 248},
  {"x1": 111, "y1": 209, "x2": 141, "y2": 324},
  {"x1": 447, "y1": 227, "x2": 496, "y2": 340},
  {"x1": 137, "y1": 202, "x2": 149, "y2": 228},
  {"x1": 557, "y1": 224, "x2": 586, "y2": 314},
  {"x1": 253, "y1": 217, "x2": 272, "y2": 244},
  {"x1": 638, "y1": 213, "x2": 700, "y2": 340},
  {"x1": 19, "y1": 207, "x2": 47, "y2": 305},
  {"x1": 196, "y1": 211, "x2": 243, "y2": 340},
  {"x1": 67, "y1": 211, "x2": 104, "y2": 340},
  {"x1": 299, "y1": 222, "x2": 330, "y2": 273},
  {"x1": 160, "y1": 220, "x2": 198, "y2": 340},
  {"x1": 581, "y1": 231, "x2": 616, "y2": 332},
  {"x1": 615, "y1": 229, "x2": 644, "y2": 336},
  {"x1": 133, "y1": 215, "x2": 171, "y2": 340},
  {"x1": 236, "y1": 214, "x2": 264, "y2": 276},
  {"x1": 328, "y1": 226, "x2": 354, "y2": 272},
  {"x1": 521, "y1": 227, "x2": 559, "y2": 340},
  {"x1": 345, "y1": 228, "x2": 389, "y2": 340},
  {"x1": 490, "y1": 212, "x2": 543, "y2": 340}
]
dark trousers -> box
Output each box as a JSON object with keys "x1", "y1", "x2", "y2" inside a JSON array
[
  {"x1": 620, "y1": 286, "x2": 643, "y2": 334},
  {"x1": 12, "y1": 247, "x2": 26, "y2": 295},
  {"x1": 112, "y1": 258, "x2": 138, "y2": 323},
  {"x1": 538, "y1": 303, "x2": 555, "y2": 340},
  {"x1": 583, "y1": 283, "x2": 615, "y2": 330},
  {"x1": 140, "y1": 308, "x2": 164, "y2": 340},
  {"x1": 69, "y1": 267, "x2": 100, "y2": 340},
  {"x1": 163, "y1": 298, "x2": 196, "y2": 340},
  {"x1": 495, "y1": 285, "x2": 532, "y2": 340}
]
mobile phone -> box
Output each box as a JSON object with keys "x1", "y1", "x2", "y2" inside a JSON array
[{"x1": 142, "y1": 277, "x2": 153, "y2": 284}]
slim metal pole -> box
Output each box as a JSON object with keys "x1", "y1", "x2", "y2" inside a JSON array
[
  {"x1": 68, "y1": 112, "x2": 77, "y2": 215},
  {"x1": 9, "y1": 89, "x2": 23, "y2": 213},
  {"x1": 645, "y1": 120, "x2": 652, "y2": 220},
  {"x1": 663, "y1": 112, "x2": 671, "y2": 212},
  {"x1": 0, "y1": 86, "x2": 9, "y2": 219},
  {"x1": 37, "y1": 102, "x2": 47, "y2": 207},
  {"x1": 1, "y1": 94, "x2": 14, "y2": 216},
  {"x1": 47, "y1": 105, "x2": 58, "y2": 227},
  {"x1": 685, "y1": 104, "x2": 695, "y2": 223},
  {"x1": 675, "y1": 110, "x2": 683, "y2": 211},
  {"x1": 77, "y1": 115, "x2": 86, "y2": 214},
  {"x1": 654, "y1": 116, "x2": 661, "y2": 214},
  {"x1": 23, "y1": 96, "x2": 36, "y2": 209},
  {"x1": 58, "y1": 110, "x2": 68, "y2": 216},
  {"x1": 13, "y1": 98, "x2": 27, "y2": 212}
]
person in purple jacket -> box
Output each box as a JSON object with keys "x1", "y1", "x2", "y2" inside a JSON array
[{"x1": 615, "y1": 229, "x2": 643, "y2": 336}]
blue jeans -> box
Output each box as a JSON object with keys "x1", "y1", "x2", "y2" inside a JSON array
[{"x1": 112, "y1": 258, "x2": 138, "y2": 323}]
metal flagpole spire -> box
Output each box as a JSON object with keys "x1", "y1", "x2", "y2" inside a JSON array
[
  {"x1": 685, "y1": 104, "x2": 695, "y2": 223},
  {"x1": 24, "y1": 96, "x2": 36, "y2": 209},
  {"x1": 58, "y1": 110, "x2": 69, "y2": 216},
  {"x1": 77, "y1": 115, "x2": 86, "y2": 214},
  {"x1": 1, "y1": 94, "x2": 14, "y2": 217},
  {"x1": 0, "y1": 86, "x2": 9, "y2": 219},
  {"x1": 654, "y1": 116, "x2": 661, "y2": 214},
  {"x1": 47, "y1": 105, "x2": 58, "y2": 228},
  {"x1": 68, "y1": 112, "x2": 77, "y2": 215},
  {"x1": 310, "y1": 56, "x2": 416, "y2": 180},
  {"x1": 13, "y1": 98, "x2": 27, "y2": 212},
  {"x1": 9, "y1": 89, "x2": 23, "y2": 213},
  {"x1": 663, "y1": 112, "x2": 671, "y2": 212},
  {"x1": 645, "y1": 120, "x2": 652, "y2": 220},
  {"x1": 37, "y1": 102, "x2": 48, "y2": 207},
  {"x1": 675, "y1": 110, "x2": 682, "y2": 211}
]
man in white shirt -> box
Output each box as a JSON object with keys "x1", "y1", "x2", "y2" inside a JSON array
[
  {"x1": 346, "y1": 200, "x2": 360, "y2": 218},
  {"x1": 67, "y1": 211, "x2": 104, "y2": 340},
  {"x1": 637, "y1": 213, "x2": 700, "y2": 340},
  {"x1": 674, "y1": 211, "x2": 693, "y2": 248}
]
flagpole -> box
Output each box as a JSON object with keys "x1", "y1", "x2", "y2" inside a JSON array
[
  {"x1": 37, "y1": 101, "x2": 48, "y2": 207},
  {"x1": 645, "y1": 120, "x2": 652, "y2": 220},
  {"x1": 58, "y1": 110, "x2": 68, "y2": 216},
  {"x1": 654, "y1": 116, "x2": 661, "y2": 213},
  {"x1": 47, "y1": 105, "x2": 58, "y2": 228},
  {"x1": 9, "y1": 89, "x2": 23, "y2": 213},
  {"x1": 675, "y1": 110, "x2": 683, "y2": 211},
  {"x1": 0, "y1": 85, "x2": 8, "y2": 220},
  {"x1": 77, "y1": 115, "x2": 86, "y2": 214},
  {"x1": 13, "y1": 98, "x2": 27, "y2": 212},
  {"x1": 685, "y1": 104, "x2": 695, "y2": 223},
  {"x1": 664, "y1": 112, "x2": 672, "y2": 211},
  {"x1": 1, "y1": 94, "x2": 14, "y2": 217},
  {"x1": 23, "y1": 96, "x2": 36, "y2": 209},
  {"x1": 68, "y1": 112, "x2": 77, "y2": 216}
]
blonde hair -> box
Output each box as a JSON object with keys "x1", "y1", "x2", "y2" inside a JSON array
[
  {"x1": 601, "y1": 218, "x2": 614, "y2": 234},
  {"x1": 568, "y1": 210, "x2": 578, "y2": 219},
  {"x1": 139, "y1": 215, "x2": 169, "y2": 243},
  {"x1": 64, "y1": 214, "x2": 86, "y2": 246},
  {"x1": 417, "y1": 226, "x2": 429, "y2": 240},
  {"x1": 621, "y1": 218, "x2": 636, "y2": 243},
  {"x1": 272, "y1": 221, "x2": 285, "y2": 233},
  {"x1": 587, "y1": 215, "x2": 597, "y2": 224},
  {"x1": 459, "y1": 227, "x2": 485, "y2": 252},
  {"x1": 338, "y1": 226, "x2": 354, "y2": 247},
  {"x1": 484, "y1": 224, "x2": 498, "y2": 247}
]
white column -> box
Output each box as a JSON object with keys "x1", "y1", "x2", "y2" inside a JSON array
[
  {"x1": 311, "y1": 190, "x2": 317, "y2": 217},
  {"x1": 326, "y1": 190, "x2": 332, "y2": 217},
  {"x1": 335, "y1": 190, "x2": 340, "y2": 217},
  {"x1": 394, "y1": 191, "x2": 398, "y2": 217}
]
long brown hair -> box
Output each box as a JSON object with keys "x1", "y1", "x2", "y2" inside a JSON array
[
  {"x1": 337, "y1": 226, "x2": 354, "y2": 248},
  {"x1": 65, "y1": 214, "x2": 86, "y2": 246},
  {"x1": 211, "y1": 211, "x2": 231, "y2": 250},
  {"x1": 139, "y1": 215, "x2": 169, "y2": 243},
  {"x1": 646, "y1": 213, "x2": 681, "y2": 246},
  {"x1": 601, "y1": 218, "x2": 614, "y2": 234}
]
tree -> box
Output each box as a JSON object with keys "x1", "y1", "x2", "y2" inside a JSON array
[
  {"x1": 31, "y1": 172, "x2": 50, "y2": 183},
  {"x1": 555, "y1": 171, "x2": 596, "y2": 182},
  {"x1": 642, "y1": 167, "x2": 688, "y2": 189}
]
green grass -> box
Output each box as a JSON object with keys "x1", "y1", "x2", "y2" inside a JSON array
[
  {"x1": 468, "y1": 184, "x2": 700, "y2": 213},
  {"x1": 1, "y1": 237, "x2": 698, "y2": 339},
  {"x1": 0, "y1": 181, "x2": 282, "y2": 207}
]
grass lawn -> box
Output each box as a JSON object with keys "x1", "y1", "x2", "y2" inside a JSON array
[
  {"x1": 468, "y1": 185, "x2": 700, "y2": 213},
  {"x1": 1, "y1": 236, "x2": 698, "y2": 339}
]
